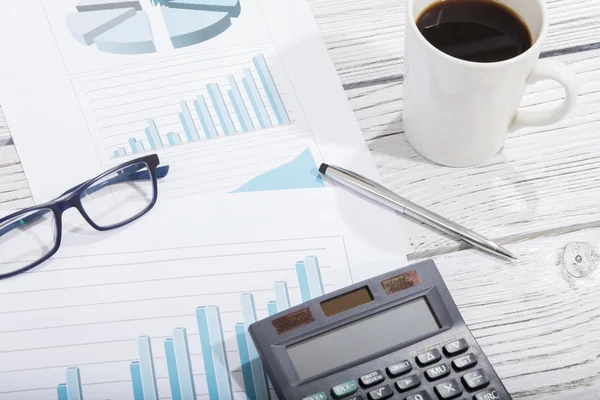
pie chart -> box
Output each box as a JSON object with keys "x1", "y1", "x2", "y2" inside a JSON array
[{"x1": 66, "y1": 0, "x2": 241, "y2": 54}]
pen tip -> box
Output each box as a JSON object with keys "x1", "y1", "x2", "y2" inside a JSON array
[
  {"x1": 498, "y1": 246, "x2": 517, "y2": 260},
  {"x1": 319, "y1": 163, "x2": 329, "y2": 175}
]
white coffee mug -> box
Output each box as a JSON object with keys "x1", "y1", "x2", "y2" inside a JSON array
[{"x1": 403, "y1": 0, "x2": 579, "y2": 167}]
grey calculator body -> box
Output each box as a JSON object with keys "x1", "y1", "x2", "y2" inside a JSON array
[{"x1": 249, "y1": 259, "x2": 511, "y2": 400}]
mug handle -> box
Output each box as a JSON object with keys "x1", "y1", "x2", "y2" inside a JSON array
[{"x1": 510, "y1": 59, "x2": 579, "y2": 132}]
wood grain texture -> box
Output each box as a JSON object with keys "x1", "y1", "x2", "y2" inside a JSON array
[
  {"x1": 345, "y1": 49, "x2": 600, "y2": 255},
  {"x1": 426, "y1": 227, "x2": 600, "y2": 398},
  {"x1": 308, "y1": 0, "x2": 600, "y2": 87}
]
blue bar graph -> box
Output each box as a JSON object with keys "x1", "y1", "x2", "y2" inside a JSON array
[
  {"x1": 207, "y1": 83, "x2": 235, "y2": 135},
  {"x1": 304, "y1": 255, "x2": 325, "y2": 298},
  {"x1": 137, "y1": 336, "x2": 159, "y2": 400},
  {"x1": 53, "y1": 255, "x2": 327, "y2": 400},
  {"x1": 130, "y1": 362, "x2": 145, "y2": 400},
  {"x1": 196, "y1": 307, "x2": 218, "y2": 399},
  {"x1": 295, "y1": 261, "x2": 311, "y2": 303},
  {"x1": 180, "y1": 101, "x2": 200, "y2": 142},
  {"x1": 235, "y1": 323, "x2": 256, "y2": 400},
  {"x1": 66, "y1": 367, "x2": 84, "y2": 400},
  {"x1": 173, "y1": 328, "x2": 196, "y2": 400},
  {"x1": 111, "y1": 53, "x2": 291, "y2": 158},
  {"x1": 145, "y1": 119, "x2": 163, "y2": 149},
  {"x1": 243, "y1": 69, "x2": 271, "y2": 129},
  {"x1": 253, "y1": 54, "x2": 290, "y2": 125},
  {"x1": 57, "y1": 384, "x2": 68, "y2": 400},
  {"x1": 167, "y1": 132, "x2": 181, "y2": 146},
  {"x1": 194, "y1": 95, "x2": 217, "y2": 139},
  {"x1": 164, "y1": 339, "x2": 182, "y2": 400},
  {"x1": 240, "y1": 294, "x2": 270, "y2": 400},
  {"x1": 274, "y1": 281, "x2": 291, "y2": 312},
  {"x1": 228, "y1": 76, "x2": 253, "y2": 132},
  {"x1": 267, "y1": 301, "x2": 278, "y2": 316}
]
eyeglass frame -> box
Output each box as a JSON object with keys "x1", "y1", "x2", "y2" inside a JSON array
[{"x1": 0, "y1": 153, "x2": 169, "y2": 280}]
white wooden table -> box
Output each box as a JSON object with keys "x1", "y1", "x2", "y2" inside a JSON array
[{"x1": 1, "y1": 0, "x2": 600, "y2": 398}]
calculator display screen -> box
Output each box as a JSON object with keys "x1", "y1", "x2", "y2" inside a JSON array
[{"x1": 287, "y1": 298, "x2": 440, "y2": 380}]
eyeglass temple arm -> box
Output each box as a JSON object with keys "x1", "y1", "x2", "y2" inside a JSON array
[{"x1": 0, "y1": 165, "x2": 169, "y2": 237}]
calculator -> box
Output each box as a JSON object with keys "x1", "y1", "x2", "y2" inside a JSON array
[{"x1": 249, "y1": 259, "x2": 511, "y2": 400}]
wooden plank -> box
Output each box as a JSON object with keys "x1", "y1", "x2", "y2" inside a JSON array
[
  {"x1": 309, "y1": 0, "x2": 600, "y2": 86},
  {"x1": 343, "y1": 49, "x2": 600, "y2": 253},
  {"x1": 425, "y1": 227, "x2": 600, "y2": 398}
]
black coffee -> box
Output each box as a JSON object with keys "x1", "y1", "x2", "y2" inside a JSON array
[{"x1": 416, "y1": 0, "x2": 532, "y2": 63}]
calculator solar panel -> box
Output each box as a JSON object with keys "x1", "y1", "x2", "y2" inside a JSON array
[{"x1": 249, "y1": 260, "x2": 511, "y2": 400}]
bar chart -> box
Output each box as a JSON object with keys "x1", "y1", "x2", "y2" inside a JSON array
[
  {"x1": 53, "y1": 256, "x2": 326, "y2": 400},
  {"x1": 111, "y1": 54, "x2": 291, "y2": 159}
]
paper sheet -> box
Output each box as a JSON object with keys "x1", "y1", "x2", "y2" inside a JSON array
[
  {"x1": 0, "y1": 190, "x2": 409, "y2": 399},
  {"x1": 0, "y1": 0, "x2": 379, "y2": 202},
  {"x1": 0, "y1": 0, "x2": 413, "y2": 398}
]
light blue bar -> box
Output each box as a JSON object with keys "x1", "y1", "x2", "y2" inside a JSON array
[
  {"x1": 57, "y1": 384, "x2": 68, "y2": 400},
  {"x1": 207, "y1": 84, "x2": 235, "y2": 135},
  {"x1": 295, "y1": 261, "x2": 311, "y2": 303},
  {"x1": 129, "y1": 138, "x2": 139, "y2": 154},
  {"x1": 228, "y1": 76, "x2": 253, "y2": 132},
  {"x1": 252, "y1": 54, "x2": 290, "y2": 125},
  {"x1": 135, "y1": 141, "x2": 146, "y2": 153},
  {"x1": 206, "y1": 306, "x2": 234, "y2": 400},
  {"x1": 137, "y1": 336, "x2": 159, "y2": 400},
  {"x1": 167, "y1": 132, "x2": 181, "y2": 146},
  {"x1": 243, "y1": 69, "x2": 271, "y2": 129},
  {"x1": 304, "y1": 256, "x2": 325, "y2": 299},
  {"x1": 172, "y1": 328, "x2": 196, "y2": 400},
  {"x1": 228, "y1": 90, "x2": 248, "y2": 133},
  {"x1": 66, "y1": 367, "x2": 83, "y2": 400},
  {"x1": 180, "y1": 101, "x2": 200, "y2": 141},
  {"x1": 116, "y1": 147, "x2": 126, "y2": 157},
  {"x1": 194, "y1": 95, "x2": 217, "y2": 139},
  {"x1": 144, "y1": 128, "x2": 156, "y2": 150},
  {"x1": 164, "y1": 339, "x2": 182, "y2": 400},
  {"x1": 146, "y1": 119, "x2": 163, "y2": 149},
  {"x1": 235, "y1": 323, "x2": 255, "y2": 400},
  {"x1": 196, "y1": 307, "x2": 219, "y2": 399},
  {"x1": 179, "y1": 113, "x2": 193, "y2": 143},
  {"x1": 130, "y1": 362, "x2": 145, "y2": 400},
  {"x1": 240, "y1": 294, "x2": 270, "y2": 400},
  {"x1": 113, "y1": 150, "x2": 120, "y2": 158},
  {"x1": 274, "y1": 281, "x2": 291, "y2": 311},
  {"x1": 267, "y1": 301, "x2": 278, "y2": 316}
]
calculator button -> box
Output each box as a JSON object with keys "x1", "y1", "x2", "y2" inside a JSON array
[
  {"x1": 303, "y1": 392, "x2": 328, "y2": 400},
  {"x1": 425, "y1": 363, "x2": 451, "y2": 381},
  {"x1": 387, "y1": 360, "x2": 412, "y2": 377},
  {"x1": 462, "y1": 370, "x2": 490, "y2": 391},
  {"x1": 359, "y1": 370, "x2": 385, "y2": 388},
  {"x1": 474, "y1": 388, "x2": 502, "y2": 400},
  {"x1": 406, "y1": 391, "x2": 432, "y2": 400},
  {"x1": 443, "y1": 339, "x2": 468, "y2": 356},
  {"x1": 395, "y1": 375, "x2": 421, "y2": 392},
  {"x1": 331, "y1": 380, "x2": 358, "y2": 399},
  {"x1": 452, "y1": 353, "x2": 477, "y2": 371},
  {"x1": 434, "y1": 379, "x2": 463, "y2": 399},
  {"x1": 367, "y1": 385, "x2": 394, "y2": 400},
  {"x1": 416, "y1": 349, "x2": 442, "y2": 366}
]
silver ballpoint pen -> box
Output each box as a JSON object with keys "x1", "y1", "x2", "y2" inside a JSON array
[{"x1": 319, "y1": 163, "x2": 516, "y2": 260}]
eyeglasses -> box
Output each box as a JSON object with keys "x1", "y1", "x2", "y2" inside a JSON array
[{"x1": 0, "y1": 154, "x2": 169, "y2": 280}]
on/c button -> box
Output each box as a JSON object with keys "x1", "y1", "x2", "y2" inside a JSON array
[{"x1": 331, "y1": 380, "x2": 358, "y2": 399}]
